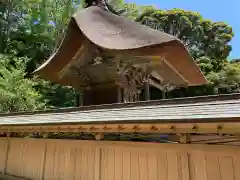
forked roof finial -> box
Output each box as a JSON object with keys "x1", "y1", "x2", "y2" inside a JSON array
[{"x1": 84, "y1": 0, "x2": 126, "y2": 15}]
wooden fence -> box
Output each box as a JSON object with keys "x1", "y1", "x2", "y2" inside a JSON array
[{"x1": 0, "y1": 138, "x2": 240, "y2": 180}]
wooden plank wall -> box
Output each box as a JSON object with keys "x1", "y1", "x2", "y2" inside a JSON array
[
  {"x1": 0, "y1": 138, "x2": 8, "y2": 173},
  {"x1": 0, "y1": 138, "x2": 240, "y2": 180},
  {"x1": 6, "y1": 139, "x2": 45, "y2": 179}
]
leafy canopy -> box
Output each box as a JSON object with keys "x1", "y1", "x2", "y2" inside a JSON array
[{"x1": 0, "y1": 54, "x2": 45, "y2": 112}]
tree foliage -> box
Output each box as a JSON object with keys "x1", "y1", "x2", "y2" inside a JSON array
[
  {"x1": 207, "y1": 62, "x2": 240, "y2": 93},
  {"x1": 0, "y1": 54, "x2": 45, "y2": 112},
  {"x1": 0, "y1": 0, "x2": 239, "y2": 112},
  {"x1": 136, "y1": 9, "x2": 233, "y2": 60},
  {"x1": 0, "y1": 0, "x2": 79, "y2": 112}
]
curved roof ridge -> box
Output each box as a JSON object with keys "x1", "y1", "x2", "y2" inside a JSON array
[{"x1": 33, "y1": 6, "x2": 207, "y2": 88}]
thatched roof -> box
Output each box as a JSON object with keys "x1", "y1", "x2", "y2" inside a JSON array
[{"x1": 34, "y1": 6, "x2": 207, "y2": 88}]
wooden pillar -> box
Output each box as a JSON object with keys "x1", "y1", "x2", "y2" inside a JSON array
[
  {"x1": 42, "y1": 133, "x2": 49, "y2": 139},
  {"x1": 123, "y1": 88, "x2": 129, "y2": 103},
  {"x1": 162, "y1": 90, "x2": 166, "y2": 99},
  {"x1": 95, "y1": 133, "x2": 104, "y2": 140},
  {"x1": 79, "y1": 92, "x2": 83, "y2": 106},
  {"x1": 117, "y1": 87, "x2": 122, "y2": 103},
  {"x1": 76, "y1": 91, "x2": 84, "y2": 107},
  {"x1": 179, "y1": 134, "x2": 191, "y2": 143},
  {"x1": 144, "y1": 80, "x2": 150, "y2": 101}
]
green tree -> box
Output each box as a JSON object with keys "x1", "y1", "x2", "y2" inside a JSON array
[
  {"x1": 207, "y1": 62, "x2": 240, "y2": 93},
  {"x1": 0, "y1": 54, "x2": 45, "y2": 112},
  {"x1": 135, "y1": 9, "x2": 233, "y2": 61},
  {"x1": 0, "y1": 0, "x2": 79, "y2": 109},
  {"x1": 2, "y1": 0, "x2": 81, "y2": 71}
]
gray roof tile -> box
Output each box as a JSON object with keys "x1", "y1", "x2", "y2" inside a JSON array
[{"x1": 0, "y1": 98, "x2": 240, "y2": 125}]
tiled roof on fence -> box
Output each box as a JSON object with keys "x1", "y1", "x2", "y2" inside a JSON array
[{"x1": 0, "y1": 94, "x2": 240, "y2": 126}]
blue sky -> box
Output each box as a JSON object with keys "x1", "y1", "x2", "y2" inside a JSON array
[{"x1": 126, "y1": 0, "x2": 239, "y2": 60}]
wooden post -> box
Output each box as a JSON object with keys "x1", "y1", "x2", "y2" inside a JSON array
[
  {"x1": 144, "y1": 80, "x2": 150, "y2": 101},
  {"x1": 117, "y1": 87, "x2": 122, "y2": 103},
  {"x1": 79, "y1": 92, "x2": 83, "y2": 106},
  {"x1": 123, "y1": 88, "x2": 129, "y2": 103},
  {"x1": 76, "y1": 91, "x2": 84, "y2": 107},
  {"x1": 76, "y1": 94, "x2": 80, "y2": 107},
  {"x1": 162, "y1": 90, "x2": 166, "y2": 99},
  {"x1": 95, "y1": 133, "x2": 104, "y2": 140},
  {"x1": 42, "y1": 133, "x2": 49, "y2": 139},
  {"x1": 179, "y1": 134, "x2": 191, "y2": 143}
]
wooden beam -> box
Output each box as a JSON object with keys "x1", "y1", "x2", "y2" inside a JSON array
[
  {"x1": 191, "y1": 136, "x2": 239, "y2": 144},
  {"x1": 190, "y1": 135, "x2": 236, "y2": 142},
  {"x1": 149, "y1": 79, "x2": 164, "y2": 91},
  {"x1": 161, "y1": 57, "x2": 189, "y2": 85},
  {"x1": 0, "y1": 122, "x2": 240, "y2": 134}
]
